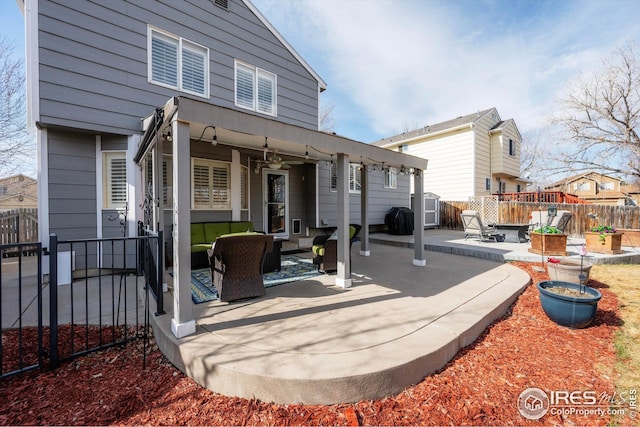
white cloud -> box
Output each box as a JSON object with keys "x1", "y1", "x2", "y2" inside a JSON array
[{"x1": 253, "y1": 0, "x2": 640, "y2": 141}]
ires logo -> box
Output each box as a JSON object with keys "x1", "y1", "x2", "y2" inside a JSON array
[{"x1": 550, "y1": 391, "x2": 597, "y2": 405}]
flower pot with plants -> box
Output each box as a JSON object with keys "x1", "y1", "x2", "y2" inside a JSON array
[
  {"x1": 538, "y1": 245, "x2": 601, "y2": 328},
  {"x1": 528, "y1": 225, "x2": 567, "y2": 256},
  {"x1": 585, "y1": 225, "x2": 623, "y2": 254}
]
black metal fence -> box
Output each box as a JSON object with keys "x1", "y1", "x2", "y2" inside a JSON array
[
  {"x1": 0, "y1": 231, "x2": 164, "y2": 379},
  {"x1": 0, "y1": 242, "x2": 43, "y2": 378}
]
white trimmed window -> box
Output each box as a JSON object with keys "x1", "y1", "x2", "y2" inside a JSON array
[
  {"x1": 145, "y1": 154, "x2": 174, "y2": 206},
  {"x1": 508, "y1": 139, "x2": 515, "y2": 156},
  {"x1": 330, "y1": 163, "x2": 361, "y2": 193},
  {"x1": 384, "y1": 167, "x2": 397, "y2": 189},
  {"x1": 485, "y1": 178, "x2": 491, "y2": 191},
  {"x1": 149, "y1": 27, "x2": 209, "y2": 98},
  {"x1": 104, "y1": 152, "x2": 127, "y2": 209},
  {"x1": 192, "y1": 159, "x2": 230, "y2": 210},
  {"x1": 574, "y1": 182, "x2": 590, "y2": 191},
  {"x1": 600, "y1": 181, "x2": 614, "y2": 190},
  {"x1": 235, "y1": 60, "x2": 277, "y2": 116}
]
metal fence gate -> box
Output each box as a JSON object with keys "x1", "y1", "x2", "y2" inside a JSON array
[{"x1": 0, "y1": 232, "x2": 164, "y2": 379}]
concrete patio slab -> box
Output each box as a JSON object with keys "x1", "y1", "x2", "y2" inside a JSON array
[{"x1": 149, "y1": 242, "x2": 531, "y2": 404}]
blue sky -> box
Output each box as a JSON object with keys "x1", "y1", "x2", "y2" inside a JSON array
[
  {"x1": 2, "y1": 0, "x2": 639, "y2": 147},
  {"x1": 252, "y1": 0, "x2": 640, "y2": 142}
]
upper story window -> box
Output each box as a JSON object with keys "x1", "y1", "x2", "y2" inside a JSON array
[
  {"x1": 574, "y1": 182, "x2": 590, "y2": 191},
  {"x1": 103, "y1": 152, "x2": 127, "y2": 209},
  {"x1": 485, "y1": 178, "x2": 491, "y2": 191},
  {"x1": 148, "y1": 27, "x2": 209, "y2": 98},
  {"x1": 330, "y1": 163, "x2": 361, "y2": 193},
  {"x1": 600, "y1": 181, "x2": 614, "y2": 190},
  {"x1": 397, "y1": 144, "x2": 408, "y2": 153},
  {"x1": 384, "y1": 167, "x2": 397, "y2": 189},
  {"x1": 516, "y1": 184, "x2": 522, "y2": 193},
  {"x1": 235, "y1": 60, "x2": 277, "y2": 116},
  {"x1": 508, "y1": 139, "x2": 515, "y2": 156}
]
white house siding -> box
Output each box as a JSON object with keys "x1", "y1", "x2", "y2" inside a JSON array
[
  {"x1": 472, "y1": 111, "x2": 498, "y2": 197},
  {"x1": 405, "y1": 128, "x2": 474, "y2": 201}
]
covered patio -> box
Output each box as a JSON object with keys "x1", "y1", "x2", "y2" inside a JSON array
[
  {"x1": 135, "y1": 96, "x2": 429, "y2": 340},
  {"x1": 147, "y1": 241, "x2": 530, "y2": 404}
]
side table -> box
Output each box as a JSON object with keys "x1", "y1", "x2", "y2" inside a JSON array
[{"x1": 262, "y1": 239, "x2": 282, "y2": 273}]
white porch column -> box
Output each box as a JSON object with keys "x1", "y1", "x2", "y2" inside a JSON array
[
  {"x1": 336, "y1": 153, "x2": 351, "y2": 288},
  {"x1": 171, "y1": 119, "x2": 196, "y2": 338},
  {"x1": 359, "y1": 165, "x2": 369, "y2": 256},
  {"x1": 231, "y1": 149, "x2": 241, "y2": 221},
  {"x1": 413, "y1": 170, "x2": 426, "y2": 266}
]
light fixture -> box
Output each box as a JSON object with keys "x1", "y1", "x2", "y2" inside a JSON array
[
  {"x1": 305, "y1": 145, "x2": 309, "y2": 160},
  {"x1": 196, "y1": 125, "x2": 217, "y2": 146},
  {"x1": 162, "y1": 129, "x2": 173, "y2": 142}
]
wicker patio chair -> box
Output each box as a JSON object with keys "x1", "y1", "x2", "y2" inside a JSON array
[
  {"x1": 460, "y1": 210, "x2": 500, "y2": 242},
  {"x1": 312, "y1": 224, "x2": 362, "y2": 273},
  {"x1": 209, "y1": 234, "x2": 273, "y2": 302}
]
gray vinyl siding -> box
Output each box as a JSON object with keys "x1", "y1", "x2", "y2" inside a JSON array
[
  {"x1": 37, "y1": 0, "x2": 320, "y2": 135},
  {"x1": 47, "y1": 131, "x2": 97, "y2": 269},
  {"x1": 317, "y1": 165, "x2": 410, "y2": 227}
]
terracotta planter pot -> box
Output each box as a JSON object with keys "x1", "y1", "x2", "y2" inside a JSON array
[
  {"x1": 585, "y1": 231, "x2": 623, "y2": 254},
  {"x1": 547, "y1": 258, "x2": 592, "y2": 284},
  {"x1": 528, "y1": 233, "x2": 567, "y2": 256},
  {"x1": 618, "y1": 229, "x2": 640, "y2": 247}
]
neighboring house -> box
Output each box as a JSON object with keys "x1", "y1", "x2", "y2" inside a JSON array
[
  {"x1": 20, "y1": 0, "x2": 427, "y2": 337},
  {"x1": 0, "y1": 174, "x2": 38, "y2": 210},
  {"x1": 621, "y1": 183, "x2": 640, "y2": 206},
  {"x1": 546, "y1": 172, "x2": 634, "y2": 206},
  {"x1": 372, "y1": 108, "x2": 528, "y2": 201}
]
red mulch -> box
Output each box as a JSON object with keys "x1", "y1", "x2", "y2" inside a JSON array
[{"x1": 0, "y1": 262, "x2": 633, "y2": 426}]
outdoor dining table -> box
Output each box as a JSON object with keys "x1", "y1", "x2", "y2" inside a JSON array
[{"x1": 495, "y1": 223, "x2": 529, "y2": 243}]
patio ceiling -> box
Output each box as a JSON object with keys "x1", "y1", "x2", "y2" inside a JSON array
[{"x1": 136, "y1": 96, "x2": 428, "y2": 171}]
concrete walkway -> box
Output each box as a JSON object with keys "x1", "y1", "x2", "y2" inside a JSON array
[{"x1": 150, "y1": 241, "x2": 531, "y2": 404}]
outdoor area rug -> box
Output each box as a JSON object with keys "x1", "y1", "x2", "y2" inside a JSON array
[{"x1": 189, "y1": 255, "x2": 320, "y2": 304}]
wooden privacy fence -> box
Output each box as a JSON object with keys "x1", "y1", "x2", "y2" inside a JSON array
[
  {"x1": 440, "y1": 201, "x2": 639, "y2": 237},
  {"x1": 0, "y1": 208, "x2": 38, "y2": 246}
]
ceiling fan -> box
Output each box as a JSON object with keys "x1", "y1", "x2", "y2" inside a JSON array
[{"x1": 256, "y1": 150, "x2": 305, "y2": 170}]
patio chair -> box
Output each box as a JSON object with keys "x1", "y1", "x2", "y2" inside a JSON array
[
  {"x1": 209, "y1": 233, "x2": 273, "y2": 302},
  {"x1": 460, "y1": 210, "x2": 500, "y2": 242},
  {"x1": 528, "y1": 210, "x2": 572, "y2": 234},
  {"x1": 312, "y1": 224, "x2": 362, "y2": 273}
]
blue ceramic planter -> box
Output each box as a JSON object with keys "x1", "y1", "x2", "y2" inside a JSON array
[{"x1": 537, "y1": 281, "x2": 602, "y2": 328}]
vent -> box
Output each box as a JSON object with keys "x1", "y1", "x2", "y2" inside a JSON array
[{"x1": 214, "y1": 0, "x2": 229, "y2": 10}]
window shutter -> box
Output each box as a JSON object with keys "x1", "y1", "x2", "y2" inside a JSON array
[
  {"x1": 211, "y1": 165, "x2": 229, "y2": 208},
  {"x1": 151, "y1": 33, "x2": 178, "y2": 87},
  {"x1": 182, "y1": 44, "x2": 206, "y2": 95},
  {"x1": 108, "y1": 155, "x2": 127, "y2": 206},
  {"x1": 257, "y1": 71, "x2": 274, "y2": 114},
  {"x1": 193, "y1": 164, "x2": 210, "y2": 208},
  {"x1": 330, "y1": 163, "x2": 337, "y2": 191},
  {"x1": 236, "y1": 65, "x2": 254, "y2": 109}
]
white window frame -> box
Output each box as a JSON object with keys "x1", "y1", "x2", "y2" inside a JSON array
[
  {"x1": 384, "y1": 167, "x2": 397, "y2": 189},
  {"x1": 485, "y1": 178, "x2": 491, "y2": 191},
  {"x1": 574, "y1": 182, "x2": 590, "y2": 191},
  {"x1": 600, "y1": 181, "x2": 614, "y2": 190},
  {"x1": 191, "y1": 158, "x2": 231, "y2": 210},
  {"x1": 330, "y1": 163, "x2": 361, "y2": 193},
  {"x1": 234, "y1": 60, "x2": 277, "y2": 116},
  {"x1": 148, "y1": 26, "x2": 209, "y2": 98},
  {"x1": 508, "y1": 138, "x2": 515, "y2": 156},
  {"x1": 103, "y1": 151, "x2": 127, "y2": 209}
]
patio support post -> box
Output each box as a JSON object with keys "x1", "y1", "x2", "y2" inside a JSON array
[
  {"x1": 336, "y1": 153, "x2": 351, "y2": 288},
  {"x1": 413, "y1": 169, "x2": 426, "y2": 266},
  {"x1": 170, "y1": 119, "x2": 196, "y2": 338},
  {"x1": 360, "y1": 165, "x2": 369, "y2": 256}
]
